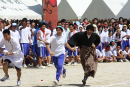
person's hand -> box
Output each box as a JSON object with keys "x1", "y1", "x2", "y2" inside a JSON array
[
  {"x1": 46, "y1": 33, "x2": 49, "y2": 36},
  {"x1": 49, "y1": 51, "x2": 54, "y2": 56},
  {"x1": 71, "y1": 48, "x2": 75, "y2": 52},
  {"x1": 78, "y1": 48, "x2": 80, "y2": 52},
  {"x1": 74, "y1": 46, "x2": 76, "y2": 51},
  {"x1": 29, "y1": 41, "x2": 32, "y2": 45}
]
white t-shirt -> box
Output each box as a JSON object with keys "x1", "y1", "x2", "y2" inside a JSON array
[
  {"x1": 113, "y1": 49, "x2": 122, "y2": 56},
  {"x1": 46, "y1": 34, "x2": 67, "y2": 57},
  {"x1": 10, "y1": 30, "x2": 20, "y2": 42},
  {"x1": 45, "y1": 28, "x2": 51, "y2": 39},
  {"x1": 37, "y1": 30, "x2": 46, "y2": 47},
  {"x1": 107, "y1": 36, "x2": 113, "y2": 44},
  {"x1": 102, "y1": 49, "x2": 113, "y2": 57},
  {"x1": 121, "y1": 31, "x2": 127, "y2": 40},
  {"x1": 110, "y1": 44, "x2": 116, "y2": 52},
  {"x1": 67, "y1": 30, "x2": 78, "y2": 40},
  {"x1": 113, "y1": 33, "x2": 122, "y2": 42},
  {"x1": 19, "y1": 27, "x2": 31, "y2": 43},
  {"x1": 119, "y1": 24, "x2": 123, "y2": 30},
  {"x1": 123, "y1": 50, "x2": 130, "y2": 57},
  {"x1": 96, "y1": 49, "x2": 102, "y2": 57},
  {"x1": 63, "y1": 28, "x2": 70, "y2": 37},
  {"x1": 100, "y1": 31, "x2": 108, "y2": 43},
  {"x1": 3, "y1": 26, "x2": 8, "y2": 30}
]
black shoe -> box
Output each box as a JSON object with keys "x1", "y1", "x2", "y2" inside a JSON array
[
  {"x1": 82, "y1": 74, "x2": 89, "y2": 85},
  {"x1": 62, "y1": 69, "x2": 66, "y2": 78}
]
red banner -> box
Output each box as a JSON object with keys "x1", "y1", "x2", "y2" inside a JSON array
[{"x1": 43, "y1": 0, "x2": 58, "y2": 30}]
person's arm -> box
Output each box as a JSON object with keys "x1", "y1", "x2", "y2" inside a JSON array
[
  {"x1": 37, "y1": 31, "x2": 46, "y2": 44},
  {"x1": 6, "y1": 20, "x2": 11, "y2": 29},
  {"x1": 94, "y1": 34, "x2": 100, "y2": 47},
  {"x1": 46, "y1": 43, "x2": 53, "y2": 56},
  {"x1": 65, "y1": 43, "x2": 74, "y2": 52},
  {"x1": 28, "y1": 35, "x2": 31, "y2": 45}
]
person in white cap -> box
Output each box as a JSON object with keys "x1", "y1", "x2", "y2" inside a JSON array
[
  {"x1": 10, "y1": 23, "x2": 20, "y2": 43},
  {"x1": 0, "y1": 29, "x2": 24, "y2": 86}
]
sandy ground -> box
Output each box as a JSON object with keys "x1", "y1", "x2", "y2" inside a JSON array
[{"x1": 0, "y1": 62, "x2": 130, "y2": 87}]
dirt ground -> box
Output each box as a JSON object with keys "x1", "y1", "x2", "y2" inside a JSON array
[{"x1": 0, "y1": 62, "x2": 130, "y2": 87}]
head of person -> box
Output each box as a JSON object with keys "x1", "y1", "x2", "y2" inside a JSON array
[
  {"x1": 64, "y1": 22, "x2": 69, "y2": 29},
  {"x1": 105, "y1": 45, "x2": 110, "y2": 52},
  {"x1": 109, "y1": 31, "x2": 113, "y2": 36},
  {"x1": 78, "y1": 25, "x2": 83, "y2": 32},
  {"x1": 97, "y1": 21, "x2": 101, "y2": 26},
  {"x1": 125, "y1": 46, "x2": 129, "y2": 52},
  {"x1": 11, "y1": 23, "x2": 17, "y2": 31},
  {"x1": 83, "y1": 18, "x2": 88, "y2": 23},
  {"x1": 98, "y1": 25, "x2": 103, "y2": 32},
  {"x1": 123, "y1": 19, "x2": 127, "y2": 25},
  {"x1": 103, "y1": 21, "x2": 108, "y2": 25},
  {"x1": 57, "y1": 21, "x2": 62, "y2": 26},
  {"x1": 119, "y1": 17, "x2": 123, "y2": 23},
  {"x1": 115, "y1": 23, "x2": 119, "y2": 29},
  {"x1": 2, "y1": 21, "x2": 7, "y2": 27},
  {"x1": 27, "y1": 20, "x2": 30, "y2": 27},
  {"x1": 56, "y1": 26, "x2": 63, "y2": 36},
  {"x1": 117, "y1": 29, "x2": 121, "y2": 35},
  {"x1": 86, "y1": 25, "x2": 94, "y2": 35},
  {"x1": 93, "y1": 18, "x2": 98, "y2": 24},
  {"x1": 109, "y1": 25, "x2": 113, "y2": 30},
  {"x1": 82, "y1": 22, "x2": 86, "y2": 28},
  {"x1": 3, "y1": 29, "x2": 11, "y2": 41},
  {"x1": 22, "y1": 18, "x2": 27, "y2": 27},
  {"x1": 0, "y1": 22, "x2": 3, "y2": 29},
  {"x1": 110, "y1": 40, "x2": 115, "y2": 46},
  {"x1": 104, "y1": 25, "x2": 108, "y2": 31},
  {"x1": 40, "y1": 23, "x2": 46, "y2": 30},
  {"x1": 116, "y1": 45, "x2": 121, "y2": 51},
  {"x1": 69, "y1": 24, "x2": 74, "y2": 32},
  {"x1": 122, "y1": 25, "x2": 127, "y2": 31},
  {"x1": 109, "y1": 19, "x2": 115, "y2": 25},
  {"x1": 61, "y1": 19, "x2": 66, "y2": 28},
  {"x1": 31, "y1": 22, "x2": 35, "y2": 28}
]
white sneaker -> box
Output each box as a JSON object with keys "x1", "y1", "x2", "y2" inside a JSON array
[
  {"x1": 54, "y1": 80, "x2": 59, "y2": 85},
  {"x1": 17, "y1": 80, "x2": 21, "y2": 86},
  {"x1": 47, "y1": 64, "x2": 53, "y2": 67},
  {"x1": 73, "y1": 62, "x2": 77, "y2": 66},
  {"x1": 0, "y1": 66, "x2": 3, "y2": 69},
  {"x1": 36, "y1": 65, "x2": 39, "y2": 68},
  {"x1": 1, "y1": 75, "x2": 9, "y2": 81},
  {"x1": 125, "y1": 59, "x2": 129, "y2": 62},
  {"x1": 62, "y1": 69, "x2": 66, "y2": 78},
  {"x1": 66, "y1": 62, "x2": 71, "y2": 66},
  {"x1": 38, "y1": 66, "x2": 46, "y2": 69},
  {"x1": 120, "y1": 59, "x2": 123, "y2": 62},
  {"x1": 23, "y1": 64, "x2": 27, "y2": 68}
]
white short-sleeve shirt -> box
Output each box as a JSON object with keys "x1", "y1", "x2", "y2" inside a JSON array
[
  {"x1": 102, "y1": 49, "x2": 113, "y2": 57},
  {"x1": 10, "y1": 30, "x2": 20, "y2": 42},
  {"x1": 46, "y1": 34, "x2": 67, "y2": 57},
  {"x1": 123, "y1": 50, "x2": 130, "y2": 57},
  {"x1": 113, "y1": 49, "x2": 122, "y2": 56},
  {"x1": 96, "y1": 49, "x2": 102, "y2": 57}
]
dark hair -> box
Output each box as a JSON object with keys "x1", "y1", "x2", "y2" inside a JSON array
[
  {"x1": 3, "y1": 29, "x2": 10, "y2": 35},
  {"x1": 61, "y1": 19, "x2": 66, "y2": 23},
  {"x1": 93, "y1": 18, "x2": 98, "y2": 22},
  {"x1": 106, "y1": 45, "x2": 110, "y2": 48},
  {"x1": 98, "y1": 25, "x2": 103, "y2": 32},
  {"x1": 40, "y1": 23, "x2": 46, "y2": 27},
  {"x1": 86, "y1": 25, "x2": 94, "y2": 31},
  {"x1": 22, "y1": 18, "x2": 27, "y2": 22},
  {"x1": 117, "y1": 45, "x2": 121, "y2": 47},
  {"x1": 116, "y1": 32, "x2": 121, "y2": 38},
  {"x1": 123, "y1": 19, "x2": 127, "y2": 22},
  {"x1": 83, "y1": 18, "x2": 88, "y2": 22},
  {"x1": 103, "y1": 21, "x2": 108, "y2": 24},
  {"x1": 125, "y1": 46, "x2": 129, "y2": 48},
  {"x1": 69, "y1": 24, "x2": 74, "y2": 27},
  {"x1": 119, "y1": 17, "x2": 123, "y2": 21},
  {"x1": 57, "y1": 21, "x2": 62, "y2": 25}
]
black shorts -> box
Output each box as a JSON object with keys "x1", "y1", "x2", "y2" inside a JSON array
[{"x1": 4, "y1": 59, "x2": 21, "y2": 71}]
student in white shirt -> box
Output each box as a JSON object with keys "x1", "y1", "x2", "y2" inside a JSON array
[
  {"x1": 78, "y1": 25, "x2": 83, "y2": 32},
  {"x1": 46, "y1": 26, "x2": 74, "y2": 85},
  {"x1": 0, "y1": 29, "x2": 24, "y2": 86},
  {"x1": 96, "y1": 49, "x2": 104, "y2": 62},
  {"x1": 27, "y1": 20, "x2": 31, "y2": 28},
  {"x1": 107, "y1": 31, "x2": 113, "y2": 45},
  {"x1": 19, "y1": 18, "x2": 31, "y2": 68},
  {"x1": 10, "y1": 23, "x2": 20, "y2": 43},
  {"x1": 121, "y1": 25, "x2": 129, "y2": 50},
  {"x1": 101, "y1": 25, "x2": 109, "y2": 50},
  {"x1": 0, "y1": 22, "x2": 4, "y2": 68},
  {"x1": 2, "y1": 19, "x2": 11, "y2": 30},
  {"x1": 67, "y1": 24, "x2": 78, "y2": 66},
  {"x1": 113, "y1": 29, "x2": 122, "y2": 46},
  {"x1": 63, "y1": 22, "x2": 70, "y2": 36},
  {"x1": 127, "y1": 24, "x2": 130, "y2": 46},
  {"x1": 123, "y1": 46, "x2": 130, "y2": 61},
  {"x1": 113, "y1": 45, "x2": 126, "y2": 62},
  {"x1": 109, "y1": 40, "x2": 117, "y2": 53},
  {"x1": 102, "y1": 45, "x2": 115, "y2": 62},
  {"x1": 37, "y1": 23, "x2": 47, "y2": 69}
]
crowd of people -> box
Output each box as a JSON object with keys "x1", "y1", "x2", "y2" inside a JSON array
[{"x1": 0, "y1": 17, "x2": 130, "y2": 85}]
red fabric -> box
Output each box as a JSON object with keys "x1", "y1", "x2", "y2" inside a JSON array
[
  {"x1": 115, "y1": 23, "x2": 119, "y2": 25},
  {"x1": 69, "y1": 30, "x2": 75, "y2": 39},
  {"x1": 82, "y1": 22, "x2": 86, "y2": 25},
  {"x1": 65, "y1": 23, "x2": 69, "y2": 25},
  {"x1": 87, "y1": 22, "x2": 90, "y2": 24},
  {"x1": 0, "y1": 22, "x2": 2, "y2": 23},
  {"x1": 40, "y1": 28, "x2": 46, "y2": 38},
  {"x1": 104, "y1": 25, "x2": 108, "y2": 27},
  {"x1": 105, "y1": 47, "x2": 110, "y2": 50}
]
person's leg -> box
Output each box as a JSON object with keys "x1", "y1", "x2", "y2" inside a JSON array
[
  {"x1": 67, "y1": 49, "x2": 72, "y2": 65},
  {"x1": 0, "y1": 57, "x2": 3, "y2": 66},
  {"x1": 15, "y1": 68, "x2": 21, "y2": 81},
  {"x1": 3, "y1": 62, "x2": 9, "y2": 76}
]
